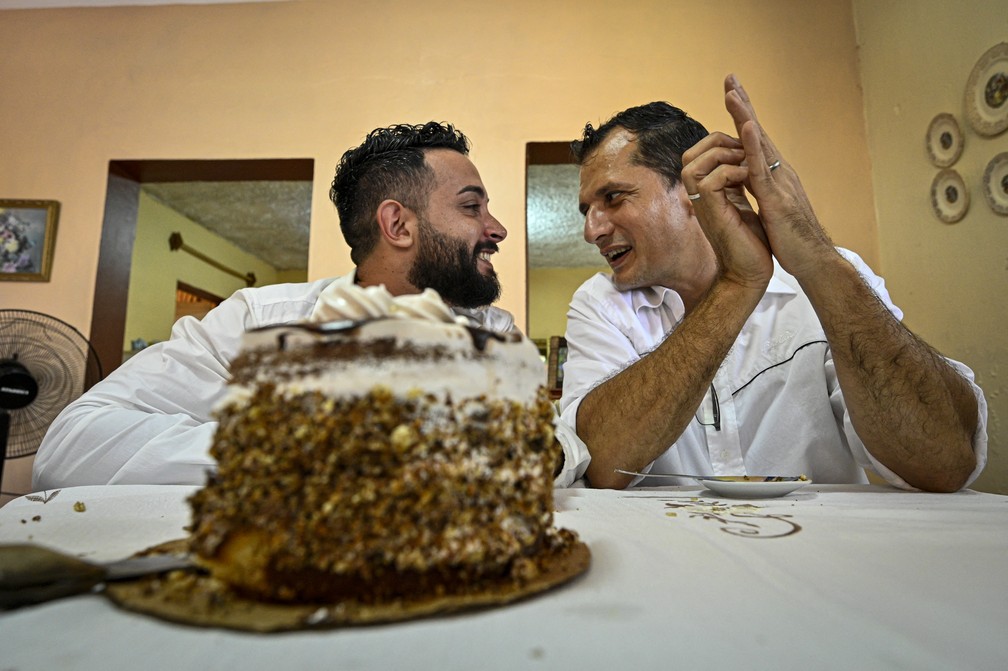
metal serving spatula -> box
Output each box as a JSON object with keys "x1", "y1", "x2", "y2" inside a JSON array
[{"x1": 0, "y1": 544, "x2": 194, "y2": 609}]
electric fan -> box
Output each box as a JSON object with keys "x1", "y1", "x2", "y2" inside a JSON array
[{"x1": 0, "y1": 310, "x2": 103, "y2": 495}]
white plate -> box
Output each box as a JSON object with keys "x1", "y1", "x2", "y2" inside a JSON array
[
  {"x1": 982, "y1": 152, "x2": 1008, "y2": 215},
  {"x1": 930, "y1": 169, "x2": 969, "y2": 223},
  {"x1": 926, "y1": 113, "x2": 964, "y2": 167},
  {"x1": 964, "y1": 42, "x2": 1008, "y2": 137},
  {"x1": 696, "y1": 477, "x2": 812, "y2": 499}
]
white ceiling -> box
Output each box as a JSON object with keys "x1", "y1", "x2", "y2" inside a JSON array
[
  {"x1": 527, "y1": 165, "x2": 604, "y2": 269},
  {"x1": 142, "y1": 181, "x2": 313, "y2": 272}
]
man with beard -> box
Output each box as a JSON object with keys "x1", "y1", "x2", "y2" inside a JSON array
[
  {"x1": 35, "y1": 122, "x2": 588, "y2": 488},
  {"x1": 328, "y1": 123, "x2": 513, "y2": 332}
]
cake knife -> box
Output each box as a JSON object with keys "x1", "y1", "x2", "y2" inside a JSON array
[
  {"x1": 0, "y1": 543, "x2": 195, "y2": 609},
  {"x1": 615, "y1": 468, "x2": 806, "y2": 482}
]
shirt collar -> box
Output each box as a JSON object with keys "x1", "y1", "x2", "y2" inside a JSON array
[{"x1": 626, "y1": 263, "x2": 797, "y2": 317}]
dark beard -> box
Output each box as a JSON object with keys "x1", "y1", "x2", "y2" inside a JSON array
[{"x1": 407, "y1": 220, "x2": 501, "y2": 309}]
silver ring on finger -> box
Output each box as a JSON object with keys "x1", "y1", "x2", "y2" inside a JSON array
[
  {"x1": 687, "y1": 192, "x2": 701, "y2": 201},
  {"x1": 768, "y1": 159, "x2": 781, "y2": 172}
]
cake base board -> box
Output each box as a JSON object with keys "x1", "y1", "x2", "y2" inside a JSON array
[{"x1": 105, "y1": 535, "x2": 590, "y2": 632}]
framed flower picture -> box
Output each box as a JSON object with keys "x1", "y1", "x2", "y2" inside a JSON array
[{"x1": 0, "y1": 200, "x2": 59, "y2": 281}]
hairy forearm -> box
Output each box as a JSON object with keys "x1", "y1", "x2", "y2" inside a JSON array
[
  {"x1": 578, "y1": 280, "x2": 762, "y2": 489},
  {"x1": 799, "y1": 253, "x2": 978, "y2": 491}
]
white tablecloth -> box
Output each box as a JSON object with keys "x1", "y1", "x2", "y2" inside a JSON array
[{"x1": 1, "y1": 484, "x2": 1006, "y2": 670}]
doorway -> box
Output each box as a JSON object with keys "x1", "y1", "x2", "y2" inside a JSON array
[
  {"x1": 175, "y1": 281, "x2": 223, "y2": 323},
  {"x1": 90, "y1": 158, "x2": 313, "y2": 377},
  {"x1": 525, "y1": 142, "x2": 605, "y2": 362}
]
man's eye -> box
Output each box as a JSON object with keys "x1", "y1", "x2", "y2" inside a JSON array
[
  {"x1": 605, "y1": 191, "x2": 622, "y2": 204},
  {"x1": 465, "y1": 203, "x2": 481, "y2": 213}
]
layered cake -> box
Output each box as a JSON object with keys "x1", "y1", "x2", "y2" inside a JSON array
[{"x1": 185, "y1": 284, "x2": 580, "y2": 611}]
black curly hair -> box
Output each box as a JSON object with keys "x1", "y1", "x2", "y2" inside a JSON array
[
  {"x1": 571, "y1": 102, "x2": 708, "y2": 189},
  {"x1": 330, "y1": 122, "x2": 470, "y2": 265}
]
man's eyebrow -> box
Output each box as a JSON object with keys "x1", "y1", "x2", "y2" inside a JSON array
[
  {"x1": 578, "y1": 181, "x2": 627, "y2": 215},
  {"x1": 457, "y1": 185, "x2": 487, "y2": 199}
]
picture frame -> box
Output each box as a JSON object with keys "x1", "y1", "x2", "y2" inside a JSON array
[
  {"x1": 547, "y1": 335, "x2": 567, "y2": 400},
  {"x1": 0, "y1": 199, "x2": 60, "y2": 281}
]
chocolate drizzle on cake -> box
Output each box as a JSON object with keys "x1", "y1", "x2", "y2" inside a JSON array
[{"x1": 256, "y1": 317, "x2": 514, "y2": 353}]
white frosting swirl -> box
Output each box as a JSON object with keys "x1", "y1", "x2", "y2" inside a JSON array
[
  {"x1": 309, "y1": 283, "x2": 467, "y2": 325},
  {"x1": 227, "y1": 280, "x2": 545, "y2": 410},
  {"x1": 389, "y1": 289, "x2": 468, "y2": 323}
]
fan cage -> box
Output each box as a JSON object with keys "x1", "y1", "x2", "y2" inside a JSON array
[{"x1": 0, "y1": 309, "x2": 103, "y2": 469}]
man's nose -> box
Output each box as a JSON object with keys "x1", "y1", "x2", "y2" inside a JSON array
[
  {"x1": 485, "y1": 213, "x2": 507, "y2": 242},
  {"x1": 584, "y1": 208, "x2": 612, "y2": 244}
]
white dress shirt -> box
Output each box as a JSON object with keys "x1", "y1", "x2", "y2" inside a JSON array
[
  {"x1": 558, "y1": 249, "x2": 988, "y2": 489},
  {"x1": 33, "y1": 273, "x2": 590, "y2": 488}
]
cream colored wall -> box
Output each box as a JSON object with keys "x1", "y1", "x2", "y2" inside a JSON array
[
  {"x1": 0, "y1": 0, "x2": 873, "y2": 327},
  {"x1": 123, "y1": 191, "x2": 280, "y2": 352},
  {"x1": 529, "y1": 267, "x2": 605, "y2": 343},
  {"x1": 853, "y1": 0, "x2": 1007, "y2": 494}
]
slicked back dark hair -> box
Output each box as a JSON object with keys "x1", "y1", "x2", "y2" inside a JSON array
[
  {"x1": 330, "y1": 122, "x2": 470, "y2": 265},
  {"x1": 571, "y1": 102, "x2": 709, "y2": 189}
]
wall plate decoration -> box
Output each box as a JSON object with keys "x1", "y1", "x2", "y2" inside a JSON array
[
  {"x1": 964, "y1": 42, "x2": 1008, "y2": 137},
  {"x1": 981, "y1": 152, "x2": 1008, "y2": 215},
  {"x1": 930, "y1": 169, "x2": 969, "y2": 223},
  {"x1": 926, "y1": 113, "x2": 964, "y2": 167}
]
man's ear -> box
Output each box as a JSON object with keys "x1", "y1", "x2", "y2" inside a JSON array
[{"x1": 375, "y1": 199, "x2": 416, "y2": 249}]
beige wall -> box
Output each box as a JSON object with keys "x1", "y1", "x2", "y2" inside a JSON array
[
  {"x1": 0, "y1": 0, "x2": 874, "y2": 325},
  {"x1": 9, "y1": 1, "x2": 999, "y2": 490},
  {"x1": 854, "y1": 0, "x2": 1007, "y2": 494}
]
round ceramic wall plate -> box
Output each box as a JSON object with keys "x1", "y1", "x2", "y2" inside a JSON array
[
  {"x1": 982, "y1": 152, "x2": 1008, "y2": 215},
  {"x1": 964, "y1": 42, "x2": 1008, "y2": 137},
  {"x1": 926, "y1": 113, "x2": 964, "y2": 167},
  {"x1": 930, "y1": 169, "x2": 969, "y2": 224}
]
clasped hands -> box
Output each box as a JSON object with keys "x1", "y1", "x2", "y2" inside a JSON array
[{"x1": 681, "y1": 74, "x2": 833, "y2": 290}]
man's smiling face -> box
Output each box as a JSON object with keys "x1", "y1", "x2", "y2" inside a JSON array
[
  {"x1": 578, "y1": 128, "x2": 715, "y2": 294},
  {"x1": 407, "y1": 149, "x2": 507, "y2": 308}
]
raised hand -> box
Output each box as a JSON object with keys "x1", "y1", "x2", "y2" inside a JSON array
[
  {"x1": 680, "y1": 129, "x2": 772, "y2": 294},
  {"x1": 720, "y1": 75, "x2": 978, "y2": 492},
  {"x1": 722, "y1": 74, "x2": 835, "y2": 279}
]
